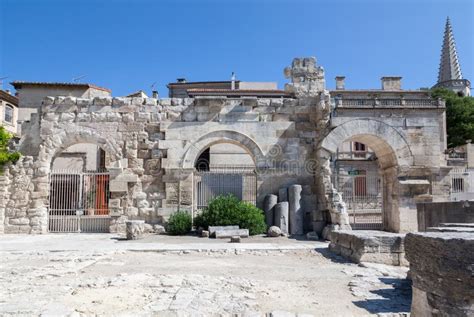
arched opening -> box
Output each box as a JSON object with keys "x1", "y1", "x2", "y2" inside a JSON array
[
  {"x1": 48, "y1": 142, "x2": 112, "y2": 233},
  {"x1": 193, "y1": 142, "x2": 257, "y2": 211},
  {"x1": 332, "y1": 139, "x2": 384, "y2": 229},
  {"x1": 321, "y1": 119, "x2": 414, "y2": 232}
]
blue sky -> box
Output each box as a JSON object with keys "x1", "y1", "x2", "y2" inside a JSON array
[{"x1": 1, "y1": 0, "x2": 473, "y2": 97}]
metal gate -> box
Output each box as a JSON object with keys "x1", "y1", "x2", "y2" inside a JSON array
[
  {"x1": 194, "y1": 166, "x2": 257, "y2": 210},
  {"x1": 334, "y1": 171, "x2": 383, "y2": 230},
  {"x1": 49, "y1": 169, "x2": 111, "y2": 233}
]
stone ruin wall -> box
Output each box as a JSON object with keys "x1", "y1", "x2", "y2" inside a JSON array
[{"x1": 0, "y1": 80, "x2": 333, "y2": 234}]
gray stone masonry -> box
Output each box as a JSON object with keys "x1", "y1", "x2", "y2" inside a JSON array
[
  {"x1": 405, "y1": 232, "x2": 474, "y2": 317},
  {"x1": 329, "y1": 230, "x2": 407, "y2": 266}
]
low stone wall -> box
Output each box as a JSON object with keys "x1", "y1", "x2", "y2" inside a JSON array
[
  {"x1": 405, "y1": 232, "x2": 474, "y2": 316},
  {"x1": 416, "y1": 201, "x2": 474, "y2": 231},
  {"x1": 329, "y1": 230, "x2": 407, "y2": 266}
]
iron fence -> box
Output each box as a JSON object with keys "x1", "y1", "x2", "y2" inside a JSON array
[
  {"x1": 194, "y1": 165, "x2": 257, "y2": 211},
  {"x1": 333, "y1": 172, "x2": 383, "y2": 230},
  {"x1": 49, "y1": 169, "x2": 111, "y2": 233}
]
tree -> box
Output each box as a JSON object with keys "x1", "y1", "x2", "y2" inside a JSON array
[
  {"x1": 0, "y1": 126, "x2": 20, "y2": 172},
  {"x1": 431, "y1": 88, "x2": 474, "y2": 148}
]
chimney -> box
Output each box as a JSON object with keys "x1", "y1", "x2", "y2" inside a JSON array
[
  {"x1": 177, "y1": 78, "x2": 186, "y2": 84},
  {"x1": 335, "y1": 76, "x2": 345, "y2": 90},
  {"x1": 152, "y1": 90, "x2": 158, "y2": 98},
  {"x1": 231, "y1": 72, "x2": 236, "y2": 90},
  {"x1": 381, "y1": 77, "x2": 402, "y2": 90}
]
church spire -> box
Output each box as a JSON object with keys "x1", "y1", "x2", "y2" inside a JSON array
[
  {"x1": 438, "y1": 17, "x2": 463, "y2": 83},
  {"x1": 433, "y1": 17, "x2": 471, "y2": 96}
]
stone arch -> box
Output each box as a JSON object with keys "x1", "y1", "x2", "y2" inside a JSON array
[
  {"x1": 40, "y1": 125, "x2": 123, "y2": 168},
  {"x1": 320, "y1": 119, "x2": 414, "y2": 233},
  {"x1": 181, "y1": 130, "x2": 266, "y2": 169},
  {"x1": 321, "y1": 119, "x2": 413, "y2": 169}
]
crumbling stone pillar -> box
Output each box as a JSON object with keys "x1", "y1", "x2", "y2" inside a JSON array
[
  {"x1": 288, "y1": 184, "x2": 303, "y2": 235},
  {"x1": 274, "y1": 202, "x2": 289, "y2": 234},
  {"x1": 263, "y1": 194, "x2": 278, "y2": 227}
]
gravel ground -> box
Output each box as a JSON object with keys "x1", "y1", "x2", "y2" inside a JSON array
[{"x1": 0, "y1": 235, "x2": 411, "y2": 316}]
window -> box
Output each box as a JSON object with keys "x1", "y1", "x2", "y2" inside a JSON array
[
  {"x1": 353, "y1": 142, "x2": 367, "y2": 158},
  {"x1": 4, "y1": 104, "x2": 13, "y2": 123}
]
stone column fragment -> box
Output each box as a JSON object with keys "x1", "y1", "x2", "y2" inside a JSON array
[
  {"x1": 274, "y1": 202, "x2": 289, "y2": 234},
  {"x1": 289, "y1": 184, "x2": 303, "y2": 235},
  {"x1": 263, "y1": 194, "x2": 278, "y2": 227},
  {"x1": 278, "y1": 187, "x2": 288, "y2": 202}
]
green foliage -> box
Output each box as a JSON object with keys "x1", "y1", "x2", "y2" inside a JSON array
[
  {"x1": 194, "y1": 194, "x2": 266, "y2": 235},
  {"x1": 166, "y1": 211, "x2": 192, "y2": 235},
  {"x1": 431, "y1": 88, "x2": 474, "y2": 147},
  {"x1": 0, "y1": 126, "x2": 20, "y2": 172}
]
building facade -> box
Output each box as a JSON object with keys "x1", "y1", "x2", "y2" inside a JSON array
[{"x1": 0, "y1": 90, "x2": 19, "y2": 135}]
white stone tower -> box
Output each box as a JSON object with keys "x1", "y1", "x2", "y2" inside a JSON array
[{"x1": 433, "y1": 17, "x2": 471, "y2": 96}]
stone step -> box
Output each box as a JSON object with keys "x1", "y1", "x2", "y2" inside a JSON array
[{"x1": 215, "y1": 229, "x2": 249, "y2": 239}]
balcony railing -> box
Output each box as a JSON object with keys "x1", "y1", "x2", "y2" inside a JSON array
[{"x1": 335, "y1": 98, "x2": 443, "y2": 108}]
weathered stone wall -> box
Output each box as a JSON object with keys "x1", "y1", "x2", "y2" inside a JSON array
[
  {"x1": 2, "y1": 85, "x2": 322, "y2": 233},
  {"x1": 416, "y1": 201, "x2": 474, "y2": 231},
  {"x1": 405, "y1": 232, "x2": 474, "y2": 316},
  {"x1": 1, "y1": 56, "x2": 449, "y2": 235}
]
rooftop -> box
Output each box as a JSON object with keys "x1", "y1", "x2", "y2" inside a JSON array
[
  {"x1": 10, "y1": 81, "x2": 112, "y2": 93},
  {"x1": 0, "y1": 90, "x2": 19, "y2": 106}
]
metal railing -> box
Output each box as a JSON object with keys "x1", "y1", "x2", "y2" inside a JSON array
[
  {"x1": 194, "y1": 165, "x2": 257, "y2": 211},
  {"x1": 49, "y1": 169, "x2": 111, "y2": 233},
  {"x1": 336, "y1": 98, "x2": 440, "y2": 108},
  {"x1": 333, "y1": 172, "x2": 383, "y2": 230}
]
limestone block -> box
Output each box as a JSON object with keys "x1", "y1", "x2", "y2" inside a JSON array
[
  {"x1": 106, "y1": 112, "x2": 122, "y2": 122},
  {"x1": 135, "y1": 112, "x2": 151, "y2": 122},
  {"x1": 59, "y1": 113, "x2": 75, "y2": 122},
  {"x1": 306, "y1": 231, "x2": 319, "y2": 241},
  {"x1": 288, "y1": 184, "x2": 303, "y2": 235},
  {"x1": 257, "y1": 99, "x2": 271, "y2": 106},
  {"x1": 160, "y1": 99, "x2": 172, "y2": 107},
  {"x1": 218, "y1": 113, "x2": 259, "y2": 122},
  {"x1": 113, "y1": 97, "x2": 131, "y2": 107},
  {"x1": 94, "y1": 97, "x2": 112, "y2": 106},
  {"x1": 209, "y1": 225, "x2": 239, "y2": 237},
  {"x1": 76, "y1": 113, "x2": 91, "y2": 122},
  {"x1": 144, "y1": 98, "x2": 158, "y2": 106},
  {"x1": 215, "y1": 229, "x2": 249, "y2": 239},
  {"x1": 405, "y1": 232, "x2": 474, "y2": 317},
  {"x1": 126, "y1": 220, "x2": 145, "y2": 240},
  {"x1": 230, "y1": 236, "x2": 241, "y2": 243},
  {"x1": 274, "y1": 202, "x2": 289, "y2": 234},
  {"x1": 182, "y1": 110, "x2": 197, "y2": 122}
]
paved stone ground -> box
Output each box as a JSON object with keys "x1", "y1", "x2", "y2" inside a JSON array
[{"x1": 0, "y1": 234, "x2": 411, "y2": 316}]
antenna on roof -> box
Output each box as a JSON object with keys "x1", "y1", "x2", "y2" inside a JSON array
[
  {"x1": 150, "y1": 82, "x2": 158, "y2": 99},
  {"x1": 72, "y1": 75, "x2": 87, "y2": 83},
  {"x1": 0, "y1": 76, "x2": 8, "y2": 90}
]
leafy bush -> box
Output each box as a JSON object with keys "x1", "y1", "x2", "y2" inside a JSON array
[
  {"x1": 166, "y1": 211, "x2": 192, "y2": 235},
  {"x1": 194, "y1": 194, "x2": 266, "y2": 235},
  {"x1": 0, "y1": 127, "x2": 20, "y2": 173}
]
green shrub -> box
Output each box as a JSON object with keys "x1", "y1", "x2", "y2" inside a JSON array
[
  {"x1": 194, "y1": 194, "x2": 266, "y2": 235},
  {"x1": 166, "y1": 211, "x2": 192, "y2": 235},
  {"x1": 0, "y1": 127, "x2": 20, "y2": 173}
]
